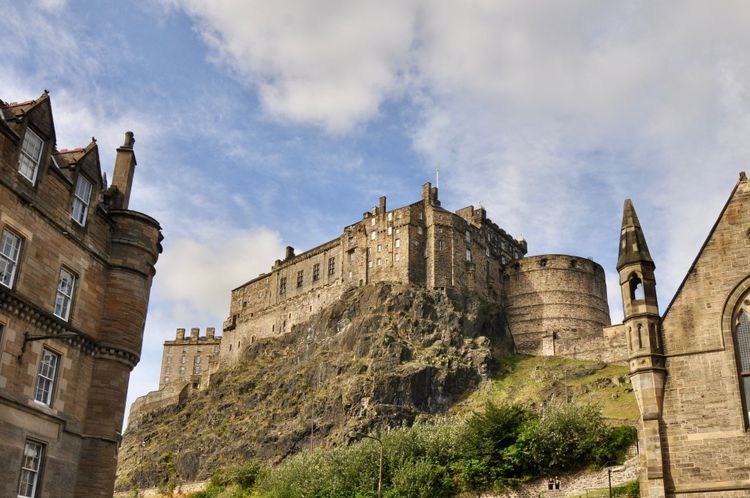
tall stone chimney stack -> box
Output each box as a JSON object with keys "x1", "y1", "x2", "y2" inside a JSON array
[
  {"x1": 190, "y1": 327, "x2": 199, "y2": 340},
  {"x1": 206, "y1": 327, "x2": 215, "y2": 340},
  {"x1": 176, "y1": 328, "x2": 186, "y2": 340},
  {"x1": 111, "y1": 131, "x2": 137, "y2": 209}
]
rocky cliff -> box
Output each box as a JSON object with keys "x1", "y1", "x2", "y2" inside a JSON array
[{"x1": 116, "y1": 283, "x2": 513, "y2": 490}]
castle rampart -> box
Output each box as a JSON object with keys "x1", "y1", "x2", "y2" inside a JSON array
[{"x1": 503, "y1": 254, "x2": 623, "y2": 361}]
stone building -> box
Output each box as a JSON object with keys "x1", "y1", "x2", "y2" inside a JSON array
[
  {"x1": 0, "y1": 92, "x2": 162, "y2": 497},
  {"x1": 620, "y1": 174, "x2": 750, "y2": 497},
  {"x1": 220, "y1": 184, "x2": 529, "y2": 362},
  {"x1": 159, "y1": 327, "x2": 221, "y2": 390},
  {"x1": 220, "y1": 183, "x2": 616, "y2": 364}
]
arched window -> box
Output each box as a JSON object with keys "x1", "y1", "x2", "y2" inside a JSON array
[
  {"x1": 734, "y1": 310, "x2": 750, "y2": 425},
  {"x1": 629, "y1": 273, "x2": 645, "y2": 301}
]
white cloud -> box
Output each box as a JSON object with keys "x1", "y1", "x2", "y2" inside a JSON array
[
  {"x1": 163, "y1": 0, "x2": 419, "y2": 132},
  {"x1": 155, "y1": 227, "x2": 284, "y2": 319}
]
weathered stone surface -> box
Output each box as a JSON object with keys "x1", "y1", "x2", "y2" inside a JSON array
[{"x1": 117, "y1": 282, "x2": 513, "y2": 490}]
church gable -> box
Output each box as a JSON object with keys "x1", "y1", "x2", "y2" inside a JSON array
[{"x1": 661, "y1": 174, "x2": 750, "y2": 355}]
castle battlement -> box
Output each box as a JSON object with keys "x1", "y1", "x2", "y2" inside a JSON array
[{"x1": 159, "y1": 327, "x2": 222, "y2": 390}]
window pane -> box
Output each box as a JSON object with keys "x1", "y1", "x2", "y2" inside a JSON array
[
  {"x1": 736, "y1": 312, "x2": 750, "y2": 373},
  {"x1": 743, "y1": 377, "x2": 750, "y2": 424},
  {"x1": 35, "y1": 350, "x2": 58, "y2": 405},
  {"x1": 18, "y1": 130, "x2": 43, "y2": 183},
  {"x1": 18, "y1": 440, "x2": 43, "y2": 498}
]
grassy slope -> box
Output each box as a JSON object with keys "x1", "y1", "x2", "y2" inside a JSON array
[{"x1": 450, "y1": 354, "x2": 639, "y2": 424}]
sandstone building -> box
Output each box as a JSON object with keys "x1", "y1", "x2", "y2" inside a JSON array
[
  {"x1": 620, "y1": 174, "x2": 750, "y2": 497},
  {"x1": 221, "y1": 184, "x2": 614, "y2": 364},
  {"x1": 0, "y1": 92, "x2": 162, "y2": 497}
]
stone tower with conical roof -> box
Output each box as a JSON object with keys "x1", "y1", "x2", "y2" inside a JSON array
[{"x1": 617, "y1": 199, "x2": 666, "y2": 498}]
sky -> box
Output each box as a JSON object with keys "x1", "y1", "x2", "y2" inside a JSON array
[{"x1": 3, "y1": 0, "x2": 750, "y2": 428}]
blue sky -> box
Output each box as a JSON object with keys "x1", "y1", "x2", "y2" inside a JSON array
[{"x1": 3, "y1": 0, "x2": 750, "y2": 426}]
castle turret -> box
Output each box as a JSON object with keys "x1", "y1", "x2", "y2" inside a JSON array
[{"x1": 617, "y1": 199, "x2": 666, "y2": 497}]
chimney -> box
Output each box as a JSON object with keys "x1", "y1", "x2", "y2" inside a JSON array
[
  {"x1": 421, "y1": 182, "x2": 432, "y2": 203},
  {"x1": 176, "y1": 328, "x2": 185, "y2": 340},
  {"x1": 430, "y1": 186, "x2": 440, "y2": 206},
  {"x1": 190, "y1": 327, "x2": 199, "y2": 340},
  {"x1": 379, "y1": 196, "x2": 387, "y2": 214},
  {"x1": 206, "y1": 327, "x2": 215, "y2": 340},
  {"x1": 111, "y1": 131, "x2": 137, "y2": 209},
  {"x1": 285, "y1": 246, "x2": 295, "y2": 260}
]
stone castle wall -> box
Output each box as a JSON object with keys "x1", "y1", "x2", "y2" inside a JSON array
[
  {"x1": 159, "y1": 327, "x2": 221, "y2": 390},
  {"x1": 504, "y1": 254, "x2": 621, "y2": 361},
  {"x1": 220, "y1": 184, "x2": 526, "y2": 364}
]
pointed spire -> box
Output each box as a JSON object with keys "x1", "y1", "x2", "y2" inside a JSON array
[{"x1": 617, "y1": 199, "x2": 654, "y2": 270}]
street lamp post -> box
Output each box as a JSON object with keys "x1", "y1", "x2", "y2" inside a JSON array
[{"x1": 351, "y1": 431, "x2": 383, "y2": 498}]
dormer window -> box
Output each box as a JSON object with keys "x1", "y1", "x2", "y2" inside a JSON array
[{"x1": 18, "y1": 128, "x2": 44, "y2": 184}]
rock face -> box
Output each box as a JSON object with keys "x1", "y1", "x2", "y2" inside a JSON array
[{"x1": 116, "y1": 283, "x2": 513, "y2": 490}]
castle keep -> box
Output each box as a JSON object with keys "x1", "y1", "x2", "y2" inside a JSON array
[{"x1": 0, "y1": 93, "x2": 161, "y2": 498}]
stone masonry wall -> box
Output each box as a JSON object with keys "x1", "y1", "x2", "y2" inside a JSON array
[
  {"x1": 504, "y1": 254, "x2": 619, "y2": 361},
  {"x1": 220, "y1": 184, "x2": 526, "y2": 365},
  {"x1": 651, "y1": 177, "x2": 750, "y2": 496}
]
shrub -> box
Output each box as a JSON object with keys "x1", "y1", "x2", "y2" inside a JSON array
[{"x1": 385, "y1": 459, "x2": 453, "y2": 498}]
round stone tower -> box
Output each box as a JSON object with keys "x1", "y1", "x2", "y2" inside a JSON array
[{"x1": 503, "y1": 254, "x2": 611, "y2": 359}]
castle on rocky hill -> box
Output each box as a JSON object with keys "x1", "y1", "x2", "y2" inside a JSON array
[{"x1": 130, "y1": 182, "x2": 622, "y2": 425}]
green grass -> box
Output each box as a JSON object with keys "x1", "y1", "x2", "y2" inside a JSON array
[{"x1": 450, "y1": 355, "x2": 639, "y2": 423}]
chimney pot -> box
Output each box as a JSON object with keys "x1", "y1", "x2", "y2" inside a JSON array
[
  {"x1": 190, "y1": 327, "x2": 199, "y2": 340},
  {"x1": 176, "y1": 328, "x2": 185, "y2": 340}
]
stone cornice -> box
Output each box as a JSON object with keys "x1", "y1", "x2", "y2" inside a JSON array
[{"x1": 0, "y1": 286, "x2": 140, "y2": 368}]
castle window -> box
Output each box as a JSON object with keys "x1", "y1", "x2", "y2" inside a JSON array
[
  {"x1": 368, "y1": 261, "x2": 373, "y2": 268},
  {"x1": 18, "y1": 128, "x2": 44, "y2": 184},
  {"x1": 181, "y1": 355, "x2": 186, "y2": 364},
  {"x1": 734, "y1": 310, "x2": 750, "y2": 425},
  {"x1": 387, "y1": 227, "x2": 392, "y2": 235},
  {"x1": 0, "y1": 229, "x2": 22, "y2": 289},
  {"x1": 166, "y1": 356, "x2": 171, "y2": 365},
  {"x1": 313, "y1": 263, "x2": 320, "y2": 282},
  {"x1": 377, "y1": 244, "x2": 382, "y2": 252},
  {"x1": 539, "y1": 259, "x2": 547, "y2": 268},
  {"x1": 395, "y1": 239, "x2": 401, "y2": 248},
  {"x1": 396, "y1": 228, "x2": 400, "y2": 234},
  {"x1": 570, "y1": 260, "x2": 577, "y2": 268},
  {"x1": 437, "y1": 239, "x2": 444, "y2": 251},
  {"x1": 438, "y1": 227, "x2": 443, "y2": 234},
  {"x1": 279, "y1": 277, "x2": 287, "y2": 295},
  {"x1": 395, "y1": 254, "x2": 400, "y2": 262},
  {"x1": 34, "y1": 349, "x2": 59, "y2": 406},
  {"x1": 417, "y1": 226, "x2": 423, "y2": 235},
  {"x1": 465, "y1": 231, "x2": 470, "y2": 243},
  {"x1": 370, "y1": 231, "x2": 376, "y2": 240},
  {"x1": 164, "y1": 376, "x2": 170, "y2": 383},
  {"x1": 418, "y1": 212, "x2": 423, "y2": 220},
  {"x1": 501, "y1": 256, "x2": 507, "y2": 265},
  {"x1": 296, "y1": 270, "x2": 303, "y2": 288},
  {"x1": 194, "y1": 355, "x2": 201, "y2": 364},
  {"x1": 17, "y1": 440, "x2": 44, "y2": 498},
  {"x1": 193, "y1": 365, "x2": 201, "y2": 374},
  {"x1": 214, "y1": 345, "x2": 220, "y2": 353},
  {"x1": 348, "y1": 271, "x2": 353, "y2": 279},
  {"x1": 485, "y1": 247, "x2": 490, "y2": 257},
  {"x1": 377, "y1": 258, "x2": 382, "y2": 266},
  {"x1": 328, "y1": 257, "x2": 335, "y2": 276},
  {"x1": 388, "y1": 212, "x2": 393, "y2": 221},
  {"x1": 371, "y1": 217, "x2": 376, "y2": 226},
  {"x1": 53, "y1": 268, "x2": 76, "y2": 321},
  {"x1": 180, "y1": 366, "x2": 186, "y2": 375},
  {"x1": 349, "y1": 251, "x2": 356, "y2": 262},
  {"x1": 466, "y1": 249, "x2": 472, "y2": 262},
  {"x1": 71, "y1": 175, "x2": 93, "y2": 226}
]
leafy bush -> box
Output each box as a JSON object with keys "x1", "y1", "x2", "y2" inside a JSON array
[
  {"x1": 385, "y1": 459, "x2": 453, "y2": 498},
  {"x1": 198, "y1": 402, "x2": 636, "y2": 497}
]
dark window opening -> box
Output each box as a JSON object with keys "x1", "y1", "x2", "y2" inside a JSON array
[{"x1": 629, "y1": 274, "x2": 645, "y2": 301}]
